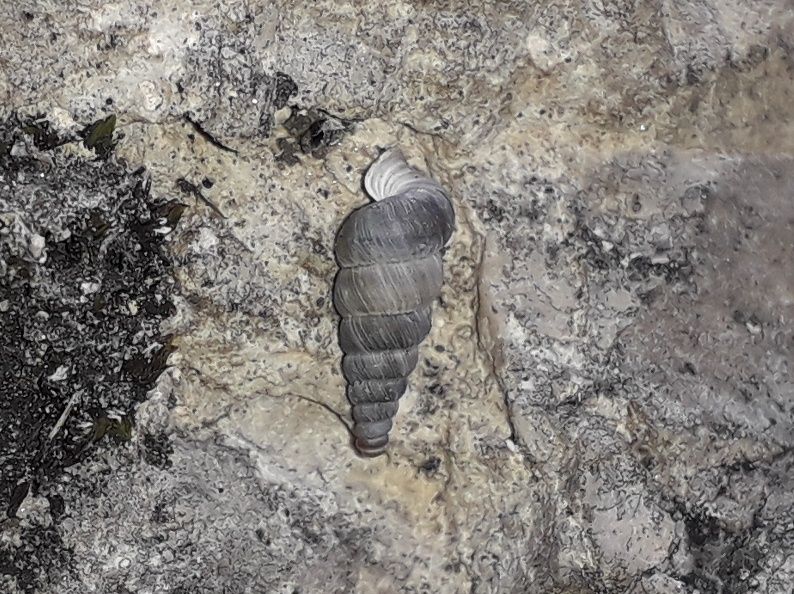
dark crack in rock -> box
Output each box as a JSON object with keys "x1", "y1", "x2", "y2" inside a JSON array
[
  {"x1": 0, "y1": 119, "x2": 178, "y2": 592},
  {"x1": 275, "y1": 107, "x2": 355, "y2": 164}
]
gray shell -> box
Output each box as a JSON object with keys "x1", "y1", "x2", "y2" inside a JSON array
[{"x1": 333, "y1": 148, "x2": 455, "y2": 456}]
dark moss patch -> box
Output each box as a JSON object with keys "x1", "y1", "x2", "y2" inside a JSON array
[
  {"x1": 0, "y1": 522, "x2": 72, "y2": 593},
  {"x1": 0, "y1": 116, "x2": 179, "y2": 590},
  {"x1": 20, "y1": 115, "x2": 73, "y2": 151},
  {"x1": 142, "y1": 432, "x2": 174, "y2": 469}
]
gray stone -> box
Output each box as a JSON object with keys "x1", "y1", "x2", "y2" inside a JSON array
[{"x1": 2, "y1": 1, "x2": 793, "y2": 592}]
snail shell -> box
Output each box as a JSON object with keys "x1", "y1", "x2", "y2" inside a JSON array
[{"x1": 333, "y1": 148, "x2": 455, "y2": 456}]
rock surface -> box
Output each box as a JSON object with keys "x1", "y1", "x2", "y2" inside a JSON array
[{"x1": 1, "y1": 1, "x2": 793, "y2": 593}]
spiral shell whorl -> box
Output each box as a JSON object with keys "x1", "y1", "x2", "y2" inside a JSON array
[{"x1": 334, "y1": 148, "x2": 454, "y2": 456}]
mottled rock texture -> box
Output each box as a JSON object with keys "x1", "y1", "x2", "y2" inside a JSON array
[{"x1": 1, "y1": 1, "x2": 793, "y2": 593}]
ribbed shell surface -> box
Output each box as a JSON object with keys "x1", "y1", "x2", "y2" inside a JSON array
[{"x1": 333, "y1": 149, "x2": 455, "y2": 456}]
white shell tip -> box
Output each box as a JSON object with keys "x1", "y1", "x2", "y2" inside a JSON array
[{"x1": 364, "y1": 147, "x2": 412, "y2": 202}]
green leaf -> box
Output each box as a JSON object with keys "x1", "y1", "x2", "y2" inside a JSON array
[
  {"x1": 162, "y1": 201, "x2": 188, "y2": 228},
  {"x1": 82, "y1": 114, "x2": 117, "y2": 157},
  {"x1": 91, "y1": 415, "x2": 134, "y2": 443}
]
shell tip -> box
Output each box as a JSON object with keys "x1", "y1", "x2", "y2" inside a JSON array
[{"x1": 364, "y1": 146, "x2": 409, "y2": 202}]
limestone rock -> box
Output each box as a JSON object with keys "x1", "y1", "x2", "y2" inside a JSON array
[{"x1": 2, "y1": 1, "x2": 793, "y2": 593}]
